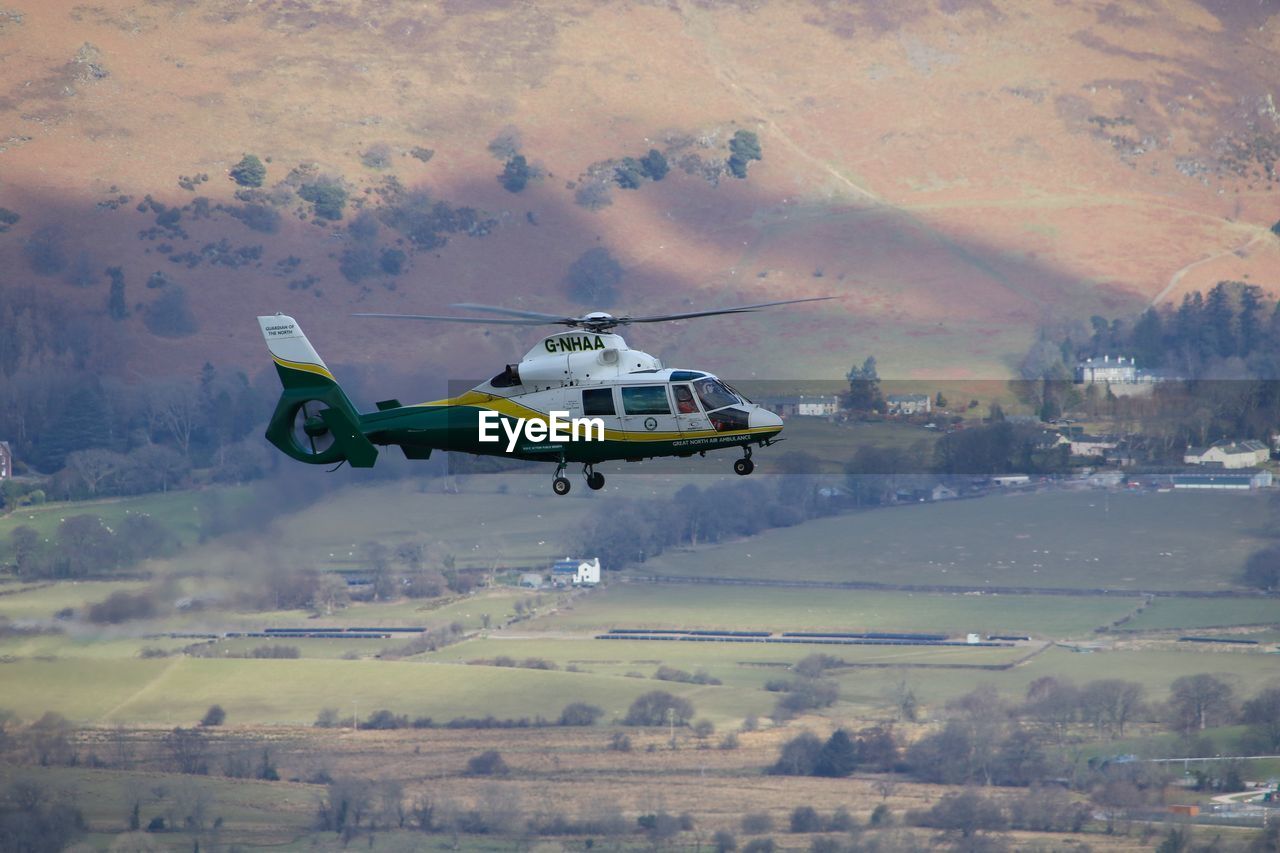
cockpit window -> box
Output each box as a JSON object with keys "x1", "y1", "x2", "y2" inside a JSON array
[
  {"x1": 582, "y1": 387, "x2": 616, "y2": 416},
  {"x1": 673, "y1": 384, "x2": 699, "y2": 414},
  {"x1": 621, "y1": 385, "x2": 671, "y2": 415},
  {"x1": 694, "y1": 378, "x2": 739, "y2": 411}
]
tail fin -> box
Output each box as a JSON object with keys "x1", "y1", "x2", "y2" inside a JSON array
[
  {"x1": 259, "y1": 314, "x2": 337, "y2": 390},
  {"x1": 258, "y1": 314, "x2": 378, "y2": 468}
]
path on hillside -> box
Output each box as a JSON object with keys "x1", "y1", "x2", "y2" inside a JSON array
[
  {"x1": 676, "y1": 1, "x2": 884, "y2": 207},
  {"x1": 1150, "y1": 229, "x2": 1272, "y2": 307}
]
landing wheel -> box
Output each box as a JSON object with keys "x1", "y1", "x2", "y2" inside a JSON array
[
  {"x1": 733, "y1": 458, "x2": 755, "y2": 476},
  {"x1": 552, "y1": 477, "x2": 572, "y2": 496},
  {"x1": 587, "y1": 471, "x2": 606, "y2": 490}
]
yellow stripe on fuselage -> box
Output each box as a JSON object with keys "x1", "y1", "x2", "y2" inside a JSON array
[
  {"x1": 272, "y1": 355, "x2": 335, "y2": 382},
  {"x1": 413, "y1": 392, "x2": 777, "y2": 443}
]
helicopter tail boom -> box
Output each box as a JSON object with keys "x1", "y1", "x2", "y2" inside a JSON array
[{"x1": 257, "y1": 315, "x2": 378, "y2": 468}]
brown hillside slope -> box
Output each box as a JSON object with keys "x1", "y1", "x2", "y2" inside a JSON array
[{"x1": 0, "y1": 0, "x2": 1278, "y2": 381}]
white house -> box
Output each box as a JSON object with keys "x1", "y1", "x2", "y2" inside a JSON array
[
  {"x1": 1183, "y1": 440, "x2": 1271, "y2": 469},
  {"x1": 991, "y1": 474, "x2": 1031, "y2": 487},
  {"x1": 1075, "y1": 355, "x2": 1163, "y2": 397},
  {"x1": 886, "y1": 394, "x2": 932, "y2": 415},
  {"x1": 551, "y1": 557, "x2": 600, "y2": 586},
  {"x1": 0, "y1": 441, "x2": 10, "y2": 479},
  {"x1": 796, "y1": 396, "x2": 840, "y2": 417},
  {"x1": 1069, "y1": 435, "x2": 1119, "y2": 458}
]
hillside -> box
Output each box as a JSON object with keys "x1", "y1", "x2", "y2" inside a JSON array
[{"x1": 2, "y1": 0, "x2": 1280, "y2": 382}]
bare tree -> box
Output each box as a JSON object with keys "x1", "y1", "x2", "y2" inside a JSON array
[
  {"x1": 146, "y1": 380, "x2": 200, "y2": 455},
  {"x1": 64, "y1": 448, "x2": 127, "y2": 495},
  {"x1": 1167, "y1": 674, "x2": 1236, "y2": 734}
]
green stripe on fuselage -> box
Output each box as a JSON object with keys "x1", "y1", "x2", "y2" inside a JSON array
[{"x1": 360, "y1": 404, "x2": 776, "y2": 463}]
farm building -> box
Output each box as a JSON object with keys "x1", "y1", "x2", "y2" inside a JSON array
[
  {"x1": 0, "y1": 441, "x2": 11, "y2": 480},
  {"x1": 796, "y1": 396, "x2": 840, "y2": 417},
  {"x1": 551, "y1": 557, "x2": 600, "y2": 586},
  {"x1": 1183, "y1": 440, "x2": 1270, "y2": 469},
  {"x1": 886, "y1": 394, "x2": 931, "y2": 415},
  {"x1": 1170, "y1": 469, "x2": 1273, "y2": 490},
  {"x1": 991, "y1": 474, "x2": 1031, "y2": 487}
]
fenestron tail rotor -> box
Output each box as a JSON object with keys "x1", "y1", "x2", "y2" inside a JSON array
[
  {"x1": 354, "y1": 296, "x2": 835, "y2": 332},
  {"x1": 292, "y1": 402, "x2": 336, "y2": 456}
]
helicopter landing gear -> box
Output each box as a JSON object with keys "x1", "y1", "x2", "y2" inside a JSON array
[
  {"x1": 584, "y1": 465, "x2": 606, "y2": 491},
  {"x1": 552, "y1": 458, "x2": 571, "y2": 495},
  {"x1": 733, "y1": 448, "x2": 755, "y2": 476}
]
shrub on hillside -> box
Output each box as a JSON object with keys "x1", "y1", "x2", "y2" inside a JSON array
[
  {"x1": 558, "y1": 702, "x2": 603, "y2": 726},
  {"x1": 624, "y1": 691, "x2": 694, "y2": 726},
  {"x1": 466, "y1": 750, "x2": 509, "y2": 776},
  {"x1": 230, "y1": 154, "x2": 266, "y2": 187}
]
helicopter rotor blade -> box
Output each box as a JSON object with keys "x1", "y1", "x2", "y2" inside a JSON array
[
  {"x1": 449, "y1": 303, "x2": 571, "y2": 322},
  {"x1": 618, "y1": 296, "x2": 837, "y2": 325},
  {"x1": 353, "y1": 312, "x2": 557, "y2": 326},
  {"x1": 302, "y1": 401, "x2": 318, "y2": 455}
]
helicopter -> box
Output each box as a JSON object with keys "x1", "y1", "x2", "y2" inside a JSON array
[{"x1": 257, "y1": 297, "x2": 831, "y2": 494}]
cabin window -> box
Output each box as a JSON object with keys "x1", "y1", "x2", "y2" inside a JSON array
[
  {"x1": 693, "y1": 378, "x2": 738, "y2": 411},
  {"x1": 582, "y1": 387, "x2": 616, "y2": 416},
  {"x1": 621, "y1": 385, "x2": 671, "y2": 415},
  {"x1": 672, "y1": 384, "x2": 699, "y2": 414}
]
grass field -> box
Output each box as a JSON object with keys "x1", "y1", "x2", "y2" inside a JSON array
[
  {"x1": 0, "y1": 488, "x2": 251, "y2": 563},
  {"x1": 636, "y1": 489, "x2": 1276, "y2": 592},
  {"x1": 0, "y1": 580, "x2": 152, "y2": 622},
  {"x1": 529, "y1": 582, "x2": 1141, "y2": 637},
  {"x1": 1121, "y1": 597, "x2": 1280, "y2": 632},
  {"x1": 424, "y1": 635, "x2": 1030, "y2": 693},
  {"x1": 0, "y1": 764, "x2": 315, "y2": 846},
  {"x1": 0, "y1": 656, "x2": 749, "y2": 727}
]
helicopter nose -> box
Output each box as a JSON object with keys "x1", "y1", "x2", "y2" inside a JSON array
[{"x1": 751, "y1": 406, "x2": 784, "y2": 432}]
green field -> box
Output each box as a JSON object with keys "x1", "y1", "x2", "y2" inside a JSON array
[
  {"x1": 424, "y1": 635, "x2": 1030, "y2": 692},
  {"x1": 636, "y1": 490, "x2": 1275, "y2": 592},
  {"x1": 1122, "y1": 597, "x2": 1280, "y2": 632},
  {"x1": 529, "y1": 583, "x2": 1140, "y2": 637},
  {"x1": 0, "y1": 488, "x2": 251, "y2": 562},
  {"x1": 0, "y1": 656, "x2": 750, "y2": 726}
]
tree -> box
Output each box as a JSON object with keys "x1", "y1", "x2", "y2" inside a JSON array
[
  {"x1": 200, "y1": 705, "x2": 226, "y2": 727},
  {"x1": 144, "y1": 287, "x2": 198, "y2": 338},
  {"x1": 565, "y1": 247, "x2": 623, "y2": 306},
  {"x1": 106, "y1": 266, "x2": 128, "y2": 319},
  {"x1": 1167, "y1": 674, "x2": 1236, "y2": 734},
  {"x1": 64, "y1": 448, "x2": 126, "y2": 496},
  {"x1": 1079, "y1": 679, "x2": 1145, "y2": 738},
  {"x1": 614, "y1": 158, "x2": 644, "y2": 189},
  {"x1": 165, "y1": 727, "x2": 209, "y2": 774},
  {"x1": 466, "y1": 750, "x2": 509, "y2": 776},
  {"x1": 909, "y1": 790, "x2": 1007, "y2": 839},
  {"x1": 624, "y1": 691, "x2": 694, "y2": 726},
  {"x1": 299, "y1": 181, "x2": 347, "y2": 220},
  {"x1": 789, "y1": 806, "x2": 822, "y2": 832},
  {"x1": 558, "y1": 702, "x2": 603, "y2": 726},
  {"x1": 55, "y1": 515, "x2": 117, "y2": 577},
  {"x1": 813, "y1": 729, "x2": 858, "y2": 778},
  {"x1": 229, "y1": 154, "x2": 266, "y2": 187},
  {"x1": 769, "y1": 732, "x2": 823, "y2": 776},
  {"x1": 728, "y1": 130, "x2": 762, "y2": 178},
  {"x1": 1241, "y1": 687, "x2": 1280, "y2": 752},
  {"x1": 499, "y1": 155, "x2": 531, "y2": 193},
  {"x1": 27, "y1": 712, "x2": 75, "y2": 766},
  {"x1": 845, "y1": 357, "x2": 884, "y2": 412},
  {"x1": 641, "y1": 149, "x2": 669, "y2": 181}
]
